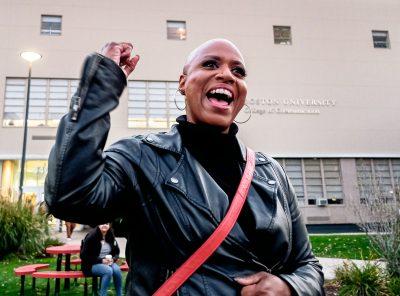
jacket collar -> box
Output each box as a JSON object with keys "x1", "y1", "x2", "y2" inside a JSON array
[
  {"x1": 142, "y1": 124, "x2": 271, "y2": 224},
  {"x1": 142, "y1": 124, "x2": 247, "y2": 162},
  {"x1": 142, "y1": 125, "x2": 183, "y2": 155}
]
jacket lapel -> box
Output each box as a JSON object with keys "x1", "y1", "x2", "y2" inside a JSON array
[
  {"x1": 142, "y1": 126, "x2": 274, "y2": 224},
  {"x1": 143, "y1": 125, "x2": 234, "y2": 222},
  {"x1": 164, "y1": 147, "x2": 230, "y2": 223}
]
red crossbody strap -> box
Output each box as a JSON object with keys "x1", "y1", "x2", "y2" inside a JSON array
[{"x1": 153, "y1": 147, "x2": 256, "y2": 296}]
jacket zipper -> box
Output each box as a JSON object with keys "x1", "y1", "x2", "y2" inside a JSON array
[
  {"x1": 70, "y1": 54, "x2": 101, "y2": 121},
  {"x1": 251, "y1": 258, "x2": 271, "y2": 273},
  {"x1": 270, "y1": 260, "x2": 282, "y2": 272}
]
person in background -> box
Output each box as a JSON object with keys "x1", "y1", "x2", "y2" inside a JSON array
[
  {"x1": 65, "y1": 221, "x2": 76, "y2": 241},
  {"x1": 80, "y1": 223, "x2": 122, "y2": 296}
]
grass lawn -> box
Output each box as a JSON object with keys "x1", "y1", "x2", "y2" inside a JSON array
[
  {"x1": 0, "y1": 235, "x2": 380, "y2": 294},
  {"x1": 0, "y1": 254, "x2": 126, "y2": 295},
  {"x1": 310, "y1": 234, "x2": 380, "y2": 260}
]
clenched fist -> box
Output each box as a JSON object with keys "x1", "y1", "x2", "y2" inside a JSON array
[
  {"x1": 235, "y1": 272, "x2": 292, "y2": 296},
  {"x1": 100, "y1": 42, "x2": 140, "y2": 78}
]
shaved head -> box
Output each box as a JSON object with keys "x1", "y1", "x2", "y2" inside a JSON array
[
  {"x1": 183, "y1": 39, "x2": 244, "y2": 74},
  {"x1": 178, "y1": 38, "x2": 247, "y2": 132}
]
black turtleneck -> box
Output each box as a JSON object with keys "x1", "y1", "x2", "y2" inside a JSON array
[
  {"x1": 176, "y1": 115, "x2": 257, "y2": 242},
  {"x1": 176, "y1": 115, "x2": 244, "y2": 201}
]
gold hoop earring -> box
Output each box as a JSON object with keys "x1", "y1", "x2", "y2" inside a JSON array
[
  {"x1": 234, "y1": 104, "x2": 252, "y2": 124},
  {"x1": 174, "y1": 89, "x2": 186, "y2": 111}
]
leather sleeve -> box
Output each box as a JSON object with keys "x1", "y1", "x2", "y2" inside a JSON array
[
  {"x1": 45, "y1": 53, "x2": 136, "y2": 225},
  {"x1": 270, "y1": 159, "x2": 325, "y2": 296}
]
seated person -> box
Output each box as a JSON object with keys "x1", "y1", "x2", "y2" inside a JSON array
[{"x1": 80, "y1": 223, "x2": 122, "y2": 296}]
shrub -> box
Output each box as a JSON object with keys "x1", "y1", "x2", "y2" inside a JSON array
[
  {"x1": 35, "y1": 236, "x2": 64, "y2": 258},
  {"x1": 0, "y1": 199, "x2": 50, "y2": 258},
  {"x1": 335, "y1": 260, "x2": 387, "y2": 296},
  {"x1": 355, "y1": 169, "x2": 400, "y2": 277},
  {"x1": 43, "y1": 237, "x2": 63, "y2": 248},
  {"x1": 388, "y1": 277, "x2": 400, "y2": 296}
]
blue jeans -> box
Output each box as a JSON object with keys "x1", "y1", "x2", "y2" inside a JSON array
[{"x1": 91, "y1": 263, "x2": 122, "y2": 296}]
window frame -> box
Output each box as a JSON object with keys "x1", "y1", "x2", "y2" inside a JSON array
[
  {"x1": 3, "y1": 77, "x2": 78, "y2": 128},
  {"x1": 278, "y1": 158, "x2": 344, "y2": 206},
  {"x1": 273, "y1": 25, "x2": 292, "y2": 45},
  {"x1": 371, "y1": 30, "x2": 390, "y2": 49},
  {"x1": 40, "y1": 15, "x2": 62, "y2": 36},
  {"x1": 127, "y1": 80, "x2": 185, "y2": 129},
  {"x1": 357, "y1": 158, "x2": 399, "y2": 203},
  {"x1": 166, "y1": 20, "x2": 187, "y2": 40}
]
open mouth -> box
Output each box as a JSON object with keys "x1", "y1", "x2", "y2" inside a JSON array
[{"x1": 206, "y1": 88, "x2": 234, "y2": 108}]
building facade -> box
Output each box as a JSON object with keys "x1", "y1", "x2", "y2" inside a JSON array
[{"x1": 0, "y1": 0, "x2": 399, "y2": 225}]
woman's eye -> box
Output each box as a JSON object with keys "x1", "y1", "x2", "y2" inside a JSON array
[
  {"x1": 232, "y1": 67, "x2": 247, "y2": 78},
  {"x1": 202, "y1": 60, "x2": 218, "y2": 69}
]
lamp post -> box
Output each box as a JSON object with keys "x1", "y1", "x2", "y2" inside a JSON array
[{"x1": 18, "y1": 51, "x2": 42, "y2": 202}]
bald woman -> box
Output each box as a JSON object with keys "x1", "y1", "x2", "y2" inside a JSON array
[{"x1": 45, "y1": 40, "x2": 324, "y2": 295}]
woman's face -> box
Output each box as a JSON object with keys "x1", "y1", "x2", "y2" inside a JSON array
[
  {"x1": 179, "y1": 40, "x2": 247, "y2": 132},
  {"x1": 99, "y1": 223, "x2": 110, "y2": 233}
]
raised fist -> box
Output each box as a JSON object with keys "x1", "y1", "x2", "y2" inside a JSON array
[{"x1": 100, "y1": 42, "x2": 140, "y2": 78}]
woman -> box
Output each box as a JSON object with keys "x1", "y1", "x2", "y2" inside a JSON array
[
  {"x1": 45, "y1": 39, "x2": 324, "y2": 295},
  {"x1": 80, "y1": 223, "x2": 122, "y2": 296}
]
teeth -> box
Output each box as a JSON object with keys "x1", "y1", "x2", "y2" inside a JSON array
[{"x1": 210, "y1": 88, "x2": 233, "y2": 99}]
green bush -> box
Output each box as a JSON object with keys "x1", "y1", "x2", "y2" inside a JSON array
[
  {"x1": 366, "y1": 230, "x2": 400, "y2": 277},
  {"x1": 43, "y1": 236, "x2": 63, "y2": 248},
  {"x1": 0, "y1": 199, "x2": 50, "y2": 258},
  {"x1": 34, "y1": 236, "x2": 64, "y2": 258},
  {"x1": 335, "y1": 260, "x2": 387, "y2": 296},
  {"x1": 388, "y1": 277, "x2": 400, "y2": 296}
]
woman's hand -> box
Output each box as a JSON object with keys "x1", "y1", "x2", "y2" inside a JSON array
[
  {"x1": 102, "y1": 258, "x2": 113, "y2": 265},
  {"x1": 235, "y1": 272, "x2": 292, "y2": 296},
  {"x1": 100, "y1": 42, "x2": 140, "y2": 78}
]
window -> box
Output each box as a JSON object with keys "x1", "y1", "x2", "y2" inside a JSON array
[
  {"x1": 3, "y1": 78, "x2": 78, "y2": 127},
  {"x1": 277, "y1": 158, "x2": 343, "y2": 205},
  {"x1": 41, "y1": 15, "x2": 62, "y2": 35},
  {"x1": 392, "y1": 159, "x2": 400, "y2": 184},
  {"x1": 167, "y1": 21, "x2": 186, "y2": 40},
  {"x1": 279, "y1": 159, "x2": 305, "y2": 206},
  {"x1": 304, "y1": 159, "x2": 323, "y2": 204},
  {"x1": 273, "y1": 26, "x2": 292, "y2": 45},
  {"x1": 372, "y1": 30, "x2": 390, "y2": 48},
  {"x1": 127, "y1": 81, "x2": 184, "y2": 128},
  {"x1": 357, "y1": 159, "x2": 399, "y2": 203},
  {"x1": 24, "y1": 160, "x2": 48, "y2": 187},
  {"x1": 322, "y1": 159, "x2": 343, "y2": 204}
]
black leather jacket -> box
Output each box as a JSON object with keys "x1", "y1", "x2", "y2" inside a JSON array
[{"x1": 45, "y1": 53, "x2": 324, "y2": 296}]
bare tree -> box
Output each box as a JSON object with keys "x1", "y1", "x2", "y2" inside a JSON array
[{"x1": 355, "y1": 160, "x2": 400, "y2": 277}]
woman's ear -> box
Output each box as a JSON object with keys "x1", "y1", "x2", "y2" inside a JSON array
[{"x1": 178, "y1": 74, "x2": 186, "y2": 95}]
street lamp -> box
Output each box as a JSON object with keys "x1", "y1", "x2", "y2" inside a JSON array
[{"x1": 18, "y1": 51, "x2": 42, "y2": 202}]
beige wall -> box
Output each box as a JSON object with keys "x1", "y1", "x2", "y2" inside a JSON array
[{"x1": 1, "y1": 0, "x2": 399, "y2": 158}]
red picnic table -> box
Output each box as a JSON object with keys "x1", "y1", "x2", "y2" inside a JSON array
[{"x1": 46, "y1": 244, "x2": 80, "y2": 291}]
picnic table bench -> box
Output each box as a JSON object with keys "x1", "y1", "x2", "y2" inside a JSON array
[
  {"x1": 32, "y1": 270, "x2": 88, "y2": 296},
  {"x1": 14, "y1": 263, "x2": 50, "y2": 295},
  {"x1": 14, "y1": 253, "x2": 130, "y2": 295}
]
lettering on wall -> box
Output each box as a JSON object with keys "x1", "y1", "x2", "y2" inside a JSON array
[{"x1": 247, "y1": 99, "x2": 336, "y2": 115}]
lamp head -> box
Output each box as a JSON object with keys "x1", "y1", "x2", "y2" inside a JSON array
[{"x1": 20, "y1": 51, "x2": 42, "y2": 63}]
